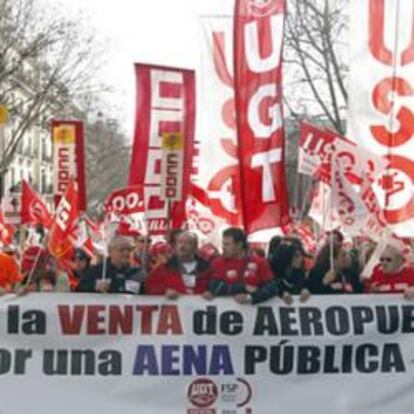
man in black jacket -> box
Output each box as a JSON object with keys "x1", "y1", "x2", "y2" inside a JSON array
[{"x1": 78, "y1": 235, "x2": 145, "y2": 294}]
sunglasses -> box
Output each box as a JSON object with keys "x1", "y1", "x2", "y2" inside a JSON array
[{"x1": 380, "y1": 257, "x2": 393, "y2": 263}]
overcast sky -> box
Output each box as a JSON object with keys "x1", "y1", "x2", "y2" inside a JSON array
[{"x1": 52, "y1": 0, "x2": 235, "y2": 138}]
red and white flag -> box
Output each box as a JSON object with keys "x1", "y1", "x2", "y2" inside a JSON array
[
  {"x1": 21, "y1": 180, "x2": 52, "y2": 228},
  {"x1": 197, "y1": 16, "x2": 243, "y2": 228},
  {"x1": 349, "y1": 0, "x2": 414, "y2": 235},
  {"x1": 103, "y1": 186, "x2": 144, "y2": 216},
  {"x1": 308, "y1": 181, "x2": 341, "y2": 231},
  {"x1": 330, "y1": 132, "x2": 388, "y2": 184},
  {"x1": 129, "y1": 64, "x2": 195, "y2": 235},
  {"x1": 48, "y1": 181, "x2": 79, "y2": 259},
  {"x1": 298, "y1": 122, "x2": 334, "y2": 176},
  {"x1": 233, "y1": 0, "x2": 290, "y2": 233},
  {"x1": 185, "y1": 183, "x2": 227, "y2": 247},
  {"x1": 74, "y1": 218, "x2": 95, "y2": 257},
  {"x1": 360, "y1": 175, "x2": 388, "y2": 241},
  {"x1": 331, "y1": 161, "x2": 369, "y2": 236},
  {"x1": 51, "y1": 120, "x2": 87, "y2": 212},
  {"x1": 0, "y1": 209, "x2": 15, "y2": 246}
]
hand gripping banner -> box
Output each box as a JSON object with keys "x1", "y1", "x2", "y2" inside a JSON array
[
  {"x1": 233, "y1": 0, "x2": 290, "y2": 234},
  {"x1": 129, "y1": 64, "x2": 196, "y2": 235}
]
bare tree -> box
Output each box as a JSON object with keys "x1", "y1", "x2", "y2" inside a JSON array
[
  {"x1": 85, "y1": 114, "x2": 131, "y2": 212},
  {"x1": 284, "y1": 0, "x2": 348, "y2": 134},
  {"x1": 281, "y1": 0, "x2": 349, "y2": 213},
  {"x1": 0, "y1": 0, "x2": 106, "y2": 176}
]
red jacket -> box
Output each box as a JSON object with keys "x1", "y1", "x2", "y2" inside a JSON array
[
  {"x1": 365, "y1": 266, "x2": 414, "y2": 293},
  {"x1": 145, "y1": 255, "x2": 212, "y2": 295},
  {"x1": 211, "y1": 255, "x2": 273, "y2": 287}
]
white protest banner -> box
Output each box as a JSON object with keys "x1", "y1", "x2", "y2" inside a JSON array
[{"x1": 1, "y1": 294, "x2": 414, "y2": 414}]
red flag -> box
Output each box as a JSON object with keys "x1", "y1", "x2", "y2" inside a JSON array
[
  {"x1": 21, "y1": 180, "x2": 52, "y2": 228},
  {"x1": 233, "y1": 0, "x2": 290, "y2": 233},
  {"x1": 74, "y1": 218, "x2": 95, "y2": 257},
  {"x1": 103, "y1": 185, "x2": 144, "y2": 216},
  {"x1": 298, "y1": 122, "x2": 334, "y2": 176},
  {"x1": 129, "y1": 63, "x2": 196, "y2": 235},
  {"x1": 0, "y1": 209, "x2": 15, "y2": 246},
  {"x1": 189, "y1": 182, "x2": 212, "y2": 207},
  {"x1": 48, "y1": 181, "x2": 79, "y2": 259}
]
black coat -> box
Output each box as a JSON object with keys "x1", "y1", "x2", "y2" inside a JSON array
[{"x1": 78, "y1": 259, "x2": 145, "y2": 294}]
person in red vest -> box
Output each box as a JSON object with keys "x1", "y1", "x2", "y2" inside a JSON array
[
  {"x1": 145, "y1": 231, "x2": 212, "y2": 298},
  {"x1": 366, "y1": 245, "x2": 414, "y2": 298},
  {"x1": 203, "y1": 227, "x2": 281, "y2": 304}
]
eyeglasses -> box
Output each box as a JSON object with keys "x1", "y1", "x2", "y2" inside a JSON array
[{"x1": 380, "y1": 257, "x2": 393, "y2": 263}]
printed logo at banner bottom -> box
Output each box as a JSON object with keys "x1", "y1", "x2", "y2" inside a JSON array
[
  {"x1": 187, "y1": 377, "x2": 253, "y2": 414},
  {"x1": 220, "y1": 378, "x2": 252, "y2": 408},
  {"x1": 187, "y1": 378, "x2": 218, "y2": 408}
]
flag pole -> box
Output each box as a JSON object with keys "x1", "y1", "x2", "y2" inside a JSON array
[
  {"x1": 101, "y1": 214, "x2": 109, "y2": 281},
  {"x1": 329, "y1": 156, "x2": 336, "y2": 272}
]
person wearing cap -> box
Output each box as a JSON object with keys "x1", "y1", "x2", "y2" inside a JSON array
[
  {"x1": 78, "y1": 235, "x2": 145, "y2": 294},
  {"x1": 365, "y1": 245, "x2": 414, "y2": 298},
  {"x1": 145, "y1": 231, "x2": 212, "y2": 298},
  {"x1": 203, "y1": 227, "x2": 281, "y2": 304}
]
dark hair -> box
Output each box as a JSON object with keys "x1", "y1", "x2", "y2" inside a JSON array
[
  {"x1": 285, "y1": 236, "x2": 304, "y2": 250},
  {"x1": 327, "y1": 229, "x2": 344, "y2": 244},
  {"x1": 270, "y1": 243, "x2": 304, "y2": 277},
  {"x1": 223, "y1": 227, "x2": 248, "y2": 250},
  {"x1": 166, "y1": 229, "x2": 184, "y2": 247},
  {"x1": 268, "y1": 236, "x2": 283, "y2": 257},
  {"x1": 74, "y1": 248, "x2": 91, "y2": 264},
  {"x1": 312, "y1": 243, "x2": 342, "y2": 275}
]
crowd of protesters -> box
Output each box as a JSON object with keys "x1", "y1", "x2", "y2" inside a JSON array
[{"x1": 1, "y1": 225, "x2": 414, "y2": 302}]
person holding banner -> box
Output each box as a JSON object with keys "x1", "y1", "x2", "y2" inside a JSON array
[
  {"x1": 145, "y1": 232, "x2": 212, "y2": 298},
  {"x1": 204, "y1": 227, "x2": 281, "y2": 304},
  {"x1": 269, "y1": 242, "x2": 311, "y2": 304},
  {"x1": 308, "y1": 244, "x2": 362, "y2": 294},
  {"x1": 78, "y1": 235, "x2": 145, "y2": 294},
  {"x1": 365, "y1": 245, "x2": 414, "y2": 298}
]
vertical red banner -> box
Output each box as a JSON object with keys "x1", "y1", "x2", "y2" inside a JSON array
[
  {"x1": 129, "y1": 64, "x2": 196, "y2": 235},
  {"x1": 51, "y1": 120, "x2": 87, "y2": 212},
  {"x1": 233, "y1": 0, "x2": 290, "y2": 234}
]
